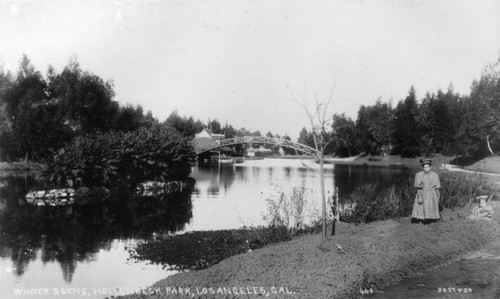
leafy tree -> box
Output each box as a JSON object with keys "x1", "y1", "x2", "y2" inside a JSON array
[
  {"x1": 461, "y1": 59, "x2": 500, "y2": 156},
  {"x1": 219, "y1": 123, "x2": 245, "y2": 154},
  {"x1": 223, "y1": 123, "x2": 237, "y2": 138},
  {"x1": 392, "y1": 87, "x2": 423, "y2": 157},
  {"x1": 297, "y1": 127, "x2": 315, "y2": 149},
  {"x1": 4, "y1": 55, "x2": 45, "y2": 118},
  {"x1": 113, "y1": 104, "x2": 148, "y2": 131},
  {"x1": 0, "y1": 65, "x2": 13, "y2": 104},
  {"x1": 208, "y1": 119, "x2": 222, "y2": 134},
  {"x1": 0, "y1": 56, "x2": 127, "y2": 161},
  {"x1": 330, "y1": 113, "x2": 360, "y2": 157},
  {"x1": 144, "y1": 111, "x2": 158, "y2": 128},
  {"x1": 47, "y1": 58, "x2": 119, "y2": 134},
  {"x1": 355, "y1": 100, "x2": 394, "y2": 155},
  {"x1": 12, "y1": 99, "x2": 73, "y2": 160},
  {"x1": 236, "y1": 127, "x2": 251, "y2": 137},
  {"x1": 0, "y1": 66, "x2": 14, "y2": 160},
  {"x1": 419, "y1": 88, "x2": 460, "y2": 155},
  {"x1": 1, "y1": 55, "x2": 68, "y2": 160},
  {"x1": 252, "y1": 130, "x2": 262, "y2": 137},
  {"x1": 163, "y1": 110, "x2": 203, "y2": 138}
]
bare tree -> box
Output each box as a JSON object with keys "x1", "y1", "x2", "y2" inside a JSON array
[{"x1": 291, "y1": 87, "x2": 336, "y2": 238}]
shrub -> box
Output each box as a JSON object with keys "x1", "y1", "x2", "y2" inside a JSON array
[
  {"x1": 339, "y1": 175, "x2": 415, "y2": 223},
  {"x1": 263, "y1": 184, "x2": 329, "y2": 235},
  {"x1": 439, "y1": 171, "x2": 486, "y2": 208},
  {"x1": 43, "y1": 126, "x2": 196, "y2": 188}
]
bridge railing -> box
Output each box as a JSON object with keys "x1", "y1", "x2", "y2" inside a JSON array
[{"x1": 195, "y1": 136, "x2": 317, "y2": 156}]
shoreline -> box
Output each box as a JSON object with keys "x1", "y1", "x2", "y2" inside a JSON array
[
  {"x1": 120, "y1": 203, "x2": 500, "y2": 299},
  {"x1": 0, "y1": 154, "x2": 491, "y2": 172},
  {"x1": 0, "y1": 161, "x2": 46, "y2": 172},
  {"x1": 258, "y1": 154, "x2": 456, "y2": 169}
]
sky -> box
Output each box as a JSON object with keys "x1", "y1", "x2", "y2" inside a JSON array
[{"x1": 1, "y1": 0, "x2": 500, "y2": 139}]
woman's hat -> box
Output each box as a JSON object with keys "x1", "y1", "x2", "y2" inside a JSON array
[
  {"x1": 477, "y1": 194, "x2": 489, "y2": 200},
  {"x1": 419, "y1": 158, "x2": 432, "y2": 166}
]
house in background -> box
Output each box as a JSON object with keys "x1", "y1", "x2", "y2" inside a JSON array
[
  {"x1": 193, "y1": 129, "x2": 220, "y2": 154},
  {"x1": 194, "y1": 129, "x2": 234, "y2": 164}
]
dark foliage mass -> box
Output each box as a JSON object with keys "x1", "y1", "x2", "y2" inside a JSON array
[
  {"x1": 0, "y1": 56, "x2": 158, "y2": 162},
  {"x1": 299, "y1": 58, "x2": 500, "y2": 159},
  {"x1": 1, "y1": 54, "x2": 500, "y2": 165},
  {"x1": 43, "y1": 126, "x2": 196, "y2": 189}
]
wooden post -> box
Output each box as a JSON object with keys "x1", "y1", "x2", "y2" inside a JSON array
[
  {"x1": 335, "y1": 186, "x2": 339, "y2": 223},
  {"x1": 332, "y1": 186, "x2": 339, "y2": 236},
  {"x1": 319, "y1": 150, "x2": 327, "y2": 238},
  {"x1": 331, "y1": 189, "x2": 336, "y2": 236}
]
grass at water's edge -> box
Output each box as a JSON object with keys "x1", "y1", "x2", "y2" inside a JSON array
[
  {"x1": 128, "y1": 226, "x2": 321, "y2": 271},
  {"x1": 121, "y1": 207, "x2": 500, "y2": 299},
  {"x1": 0, "y1": 161, "x2": 46, "y2": 171}
]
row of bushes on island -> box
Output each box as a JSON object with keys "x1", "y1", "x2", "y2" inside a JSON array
[{"x1": 42, "y1": 126, "x2": 196, "y2": 190}]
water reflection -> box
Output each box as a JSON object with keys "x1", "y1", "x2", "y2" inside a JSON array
[
  {"x1": 334, "y1": 164, "x2": 409, "y2": 197},
  {"x1": 0, "y1": 175, "x2": 193, "y2": 283},
  {"x1": 187, "y1": 159, "x2": 409, "y2": 231},
  {"x1": 194, "y1": 162, "x2": 409, "y2": 198}
]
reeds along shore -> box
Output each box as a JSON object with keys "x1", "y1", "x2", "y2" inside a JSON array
[{"x1": 341, "y1": 169, "x2": 492, "y2": 223}]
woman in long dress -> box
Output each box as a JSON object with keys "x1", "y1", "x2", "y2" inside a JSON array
[{"x1": 411, "y1": 158, "x2": 441, "y2": 224}]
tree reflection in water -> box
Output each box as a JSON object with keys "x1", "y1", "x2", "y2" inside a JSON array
[{"x1": 0, "y1": 175, "x2": 193, "y2": 282}]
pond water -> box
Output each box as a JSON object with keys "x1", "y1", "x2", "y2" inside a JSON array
[
  {"x1": 0, "y1": 159, "x2": 409, "y2": 299},
  {"x1": 186, "y1": 159, "x2": 409, "y2": 230}
]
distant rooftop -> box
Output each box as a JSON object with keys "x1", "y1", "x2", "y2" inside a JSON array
[{"x1": 193, "y1": 129, "x2": 225, "y2": 153}]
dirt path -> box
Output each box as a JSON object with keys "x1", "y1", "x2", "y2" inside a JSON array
[
  {"x1": 364, "y1": 201, "x2": 500, "y2": 299},
  {"x1": 367, "y1": 232, "x2": 500, "y2": 299}
]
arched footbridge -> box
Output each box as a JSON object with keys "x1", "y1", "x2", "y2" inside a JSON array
[{"x1": 193, "y1": 136, "x2": 317, "y2": 156}]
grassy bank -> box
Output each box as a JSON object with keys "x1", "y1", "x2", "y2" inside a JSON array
[
  {"x1": 270, "y1": 154, "x2": 455, "y2": 168},
  {"x1": 122, "y1": 208, "x2": 500, "y2": 299},
  {"x1": 466, "y1": 156, "x2": 500, "y2": 175},
  {"x1": 335, "y1": 154, "x2": 454, "y2": 168}
]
